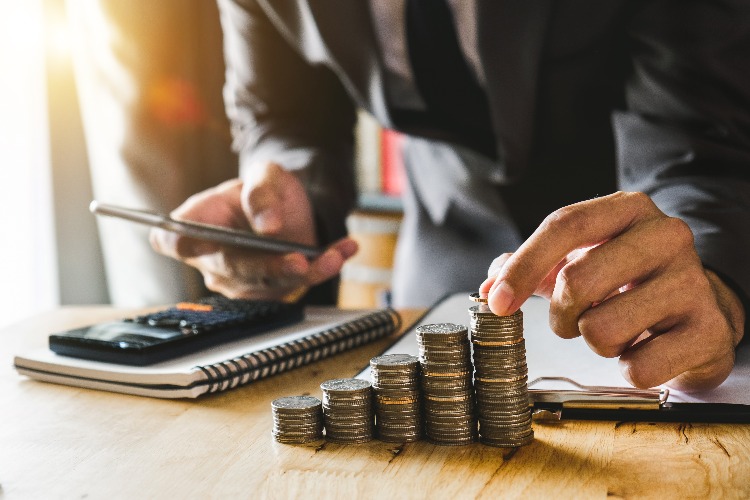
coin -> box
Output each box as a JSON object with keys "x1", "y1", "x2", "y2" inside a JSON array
[
  {"x1": 470, "y1": 301, "x2": 533, "y2": 448},
  {"x1": 320, "y1": 378, "x2": 372, "y2": 394},
  {"x1": 271, "y1": 395, "x2": 324, "y2": 444},
  {"x1": 272, "y1": 395, "x2": 322, "y2": 411},
  {"x1": 320, "y1": 378, "x2": 374, "y2": 443},
  {"x1": 370, "y1": 353, "x2": 419, "y2": 369},
  {"x1": 369, "y1": 352, "x2": 422, "y2": 443},
  {"x1": 417, "y1": 322, "x2": 477, "y2": 446}
]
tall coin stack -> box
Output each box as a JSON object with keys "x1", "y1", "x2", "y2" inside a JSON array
[
  {"x1": 320, "y1": 378, "x2": 374, "y2": 444},
  {"x1": 416, "y1": 323, "x2": 476, "y2": 446},
  {"x1": 370, "y1": 354, "x2": 421, "y2": 442},
  {"x1": 271, "y1": 395, "x2": 324, "y2": 444},
  {"x1": 469, "y1": 294, "x2": 534, "y2": 447}
]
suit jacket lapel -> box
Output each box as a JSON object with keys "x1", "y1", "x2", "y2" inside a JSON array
[
  {"x1": 303, "y1": 1, "x2": 392, "y2": 126},
  {"x1": 477, "y1": 0, "x2": 552, "y2": 180}
]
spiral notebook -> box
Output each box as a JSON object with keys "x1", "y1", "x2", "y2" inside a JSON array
[{"x1": 14, "y1": 306, "x2": 400, "y2": 399}]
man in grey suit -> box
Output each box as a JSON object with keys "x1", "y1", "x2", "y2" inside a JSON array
[{"x1": 151, "y1": 0, "x2": 749, "y2": 392}]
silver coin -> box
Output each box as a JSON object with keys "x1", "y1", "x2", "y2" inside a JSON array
[
  {"x1": 471, "y1": 337, "x2": 524, "y2": 346},
  {"x1": 273, "y1": 435, "x2": 323, "y2": 444},
  {"x1": 470, "y1": 313, "x2": 523, "y2": 321},
  {"x1": 373, "y1": 381, "x2": 419, "y2": 389},
  {"x1": 271, "y1": 395, "x2": 322, "y2": 411},
  {"x1": 421, "y1": 370, "x2": 473, "y2": 379},
  {"x1": 416, "y1": 322, "x2": 469, "y2": 336},
  {"x1": 321, "y1": 378, "x2": 372, "y2": 393},
  {"x1": 322, "y1": 395, "x2": 373, "y2": 403},
  {"x1": 370, "y1": 353, "x2": 419, "y2": 368},
  {"x1": 469, "y1": 305, "x2": 523, "y2": 318},
  {"x1": 468, "y1": 292, "x2": 489, "y2": 303},
  {"x1": 470, "y1": 320, "x2": 524, "y2": 329}
]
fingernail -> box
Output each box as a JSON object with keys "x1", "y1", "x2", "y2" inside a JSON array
[
  {"x1": 149, "y1": 228, "x2": 170, "y2": 251},
  {"x1": 253, "y1": 212, "x2": 281, "y2": 233},
  {"x1": 489, "y1": 281, "x2": 515, "y2": 316},
  {"x1": 478, "y1": 276, "x2": 494, "y2": 293},
  {"x1": 341, "y1": 238, "x2": 359, "y2": 258},
  {"x1": 318, "y1": 251, "x2": 339, "y2": 275},
  {"x1": 487, "y1": 261, "x2": 503, "y2": 278}
]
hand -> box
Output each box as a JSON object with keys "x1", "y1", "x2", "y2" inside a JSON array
[
  {"x1": 150, "y1": 163, "x2": 358, "y2": 301},
  {"x1": 479, "y1": 191, "x2": 745, "y2": 391}
]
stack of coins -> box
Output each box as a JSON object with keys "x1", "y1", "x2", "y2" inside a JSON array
[
  {"x1": 469, "y1": 293, "x2": 533, "y2": 447},
  {"x1": 370, "y1": 354, "x2": 421, "y2": 442},
  {"x1": 416, "y1": 323, "x2": 476, "y2": 446},
  {"x1": 320, "y1": 378, "x2": 374, "y2": 444},
  {"x1": 271, "y1": 395, "x2": 324, "y2": 444}
]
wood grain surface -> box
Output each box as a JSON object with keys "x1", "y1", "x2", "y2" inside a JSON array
[{"x1": 1, "y1": 308, "x2": 748, "y2": 499}]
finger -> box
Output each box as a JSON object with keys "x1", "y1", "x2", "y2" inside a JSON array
[
  {"x1": 241, "y1": 163, "x2": 286, "y2": 235},
  {"x1": 480, "y1": 250, "x2": 578, "y2": 301},
  {"x1": 189, "y1": 250, "x2": 305, "y2": 298},
  {"x1": 618, "y1": 316, "x2": 735, "y2": 390},
  {"x1": 202, "y1": 272, "x2": 303, "y2": 301},
  {"x1": 479, "y1": 253, "x2": 513, "y2": 293},
  {"x1": 149, "y1": 227, "x2": 222, "y2": 259},
  {"x1": 305, "y1": 238, "x2": 359, "y2": 286},
  {"x1": 576, "y1": 266, "x2": 703, "y2": 356},
  {"x1": 488, "y1": 191, "x2": 661, "y2": 316},
  {"x1": 150, "y1": 178, "x2": 247, "y2": 259},
  {"x1": 192, "y1": 238, "x2": 357, "y2": 297},
  {"x1": 481, "y1": 252, "x2": 561, "y2": 298},
  {"x1": 549, "y1": 216, "x2": 696, "y2": 339},
  {"x1": 173, "y1": 178, "x2": 247, "y2": 226}
]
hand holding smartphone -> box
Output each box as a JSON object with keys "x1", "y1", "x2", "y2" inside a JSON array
[{"x1": 90, "y1": 201, "x2": 322, "y2": 259}]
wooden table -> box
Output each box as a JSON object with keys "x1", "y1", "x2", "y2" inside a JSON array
[{"x1": 2, "y1": 307, "x2": 749, "y2": 499}]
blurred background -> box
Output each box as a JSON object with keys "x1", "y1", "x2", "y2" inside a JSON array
[
  {"x1": 0, "y1": 0, "x2": 238, "y2": 329},
  {"x1": 0, "y1": 0, "x2": 402, "y2": 329}
]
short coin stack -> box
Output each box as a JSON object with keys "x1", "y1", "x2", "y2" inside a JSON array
[
  {"x1": 320, "y1": 378, "x2": 374, "y2": 444},
  {"x1": 370, "y1": 354, "x2": 421, "y2": 442},
  {"x1": 271, "y1": 395, "x2": 324, "y2": 444},
  {"x1": 469, "y1": 294, "x2": 533, "y2": 447},
  {"x1": 416, "y1": 323, "x2": 476, "y2": 445}
]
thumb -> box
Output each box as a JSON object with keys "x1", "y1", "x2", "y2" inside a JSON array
[{"x1": 241, "y1": 163, "x2": 286, "y2": 235}]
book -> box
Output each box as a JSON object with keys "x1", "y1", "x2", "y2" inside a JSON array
[
  {"x1": 358, "y1": 293, "x2": 750, "y2": 422},
  {"x1": 354, "y1": 110, "x2": 404, "y2": 213},
  {"x1": 14, "y1": 306, "x2": 400, "y2": 399},
  {"x1": 380, "y1": 128, "x2": 406, "y2": 197},
  {"x1": 354, "y1": 109, "x2": 383, "y2": 196}
]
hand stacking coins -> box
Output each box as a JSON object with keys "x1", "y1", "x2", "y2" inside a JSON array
[{"x1": 469, "y1": 292, "x2": 534, "y2": 447}]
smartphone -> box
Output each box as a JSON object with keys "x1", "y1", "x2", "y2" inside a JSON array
[
  {"x1": 90, "y1": 200, "x2": 322, "y2": 259},
  {"x1": 49, "y1": 298, "x2": 305, "y2": 366}
]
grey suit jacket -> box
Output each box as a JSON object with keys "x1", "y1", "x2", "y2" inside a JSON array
[{"x1": 217, "y1": 0, "x2": 750, "y2": 307}]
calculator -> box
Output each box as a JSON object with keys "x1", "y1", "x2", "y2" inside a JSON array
[{"x1": 48, "y1": 296, "x2": 304, "y2": 366}]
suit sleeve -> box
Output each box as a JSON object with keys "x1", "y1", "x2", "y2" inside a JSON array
[
  {"x1": 216, "y1": 0, "x2": 357, "y2": 245},
  {"x1": 614, "y1": 0, "x2": 750, "y2": 314}
]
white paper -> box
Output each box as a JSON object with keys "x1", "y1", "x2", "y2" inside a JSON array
[{"x1": 359, "y1": 293, "x2": 750, "y2": 405}]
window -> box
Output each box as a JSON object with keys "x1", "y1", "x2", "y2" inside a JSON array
[{"x1": 0, "y1": 0, "x2": 58, "y2": 329}]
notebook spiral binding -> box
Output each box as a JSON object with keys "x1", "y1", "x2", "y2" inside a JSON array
[{"x1": 197, "y1": 309, "x2": 401, "y2": 394}]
